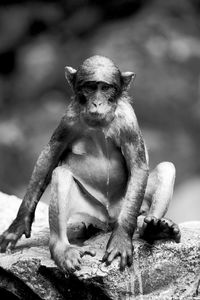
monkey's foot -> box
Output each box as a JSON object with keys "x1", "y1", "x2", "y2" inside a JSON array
[
  {"x1": 51, "y1": 243, "x2": 96, "y2": 273},
  {"x1": 140, "y1": 216, "x2": 181, "y2": 243}
]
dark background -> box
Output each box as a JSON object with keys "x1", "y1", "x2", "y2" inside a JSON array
[{"x1": 0, "y1": 0, "x2": 200, "y2": 223}]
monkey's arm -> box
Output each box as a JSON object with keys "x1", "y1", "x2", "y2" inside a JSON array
[
  {"x1": 118, "y1": 134, "x2": 149, "y2": 234},
  {"x1": 103, "y1": 131, "x2": 149, "y2": 269},
  {"x1": 0, "y1": 118, "x2": 71, "y2": 252}
]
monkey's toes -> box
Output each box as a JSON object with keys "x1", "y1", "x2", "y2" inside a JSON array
[
  {"x1": 62, "y1": 246, "x2": 95, "y2": 273},
  {"x1": 64, "y1": 257, "x2": 81, "y2": 272},
  {"x1": 142, "y1": 217, "x2": 181, "y2": 242},
  {"x1": 63, "y1": 247, "x2": 82, "y2": 272},
  {"x1": 161, "y1": 219, "x2": 181, "y2": 243},
  {"x1": 144, "y1": 216, "x2": 159, "y2": 226}
]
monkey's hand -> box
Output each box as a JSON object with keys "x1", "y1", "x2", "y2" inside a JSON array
[
  {"x1": 51, "y1": 243, "x2": 96, "y2": 273},
  {"x1": 102, "y1": 226, "x2": 133, "y2": 270},
  {"x1": 0, "y1": 213, "x2": 33, "y2": 253}
]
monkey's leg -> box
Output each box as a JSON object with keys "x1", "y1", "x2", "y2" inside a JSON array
[
  {"x1": 137, "y1": 162, "x2": 181, "y2": 242},
  {"x1": 49, "y1": 166, "x2": 96, "y2": 273}
]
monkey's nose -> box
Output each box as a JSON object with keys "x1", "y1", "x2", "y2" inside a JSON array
[
  {"x1": 89, "y1": 103, "x2": 102, "y2": 115},
  {"x1": 92, "y1": 101, "x2": 102, "y2": 108}
]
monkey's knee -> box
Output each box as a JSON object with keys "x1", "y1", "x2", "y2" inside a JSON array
[
  {"x1": 156, "y1": 162, "x2": 176, "y2": 183},
  {"x1": 51, "y1": 166, "x2": 73, "y2": 187}
]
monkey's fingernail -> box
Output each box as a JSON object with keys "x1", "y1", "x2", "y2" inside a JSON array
[
  {"x1": 106, "y1": 260, "x2": 111, "y2": 266},
  {"x1": 144, "y1": 217, "x2": 152, "y2": 223},
  {"x1": 102, "y1": 253, "x2": 109, "y2": 262}
]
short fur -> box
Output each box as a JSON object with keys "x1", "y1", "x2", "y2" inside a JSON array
[{"x1": 0, "y1": 56, "x2": 180, "y2": 272}]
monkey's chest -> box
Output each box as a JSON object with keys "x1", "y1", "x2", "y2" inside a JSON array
[{"x1": 64, "y1": 139, "x2": 128, "y2": 203}]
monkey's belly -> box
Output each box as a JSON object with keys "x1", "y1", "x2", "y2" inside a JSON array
[{"x1": 65, "y1": 152, "x2": 128, "y2": 206}]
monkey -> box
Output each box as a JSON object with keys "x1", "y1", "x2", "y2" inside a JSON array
[{"x1": 0, "y1": 55, "x2": 181, "y2": 272}]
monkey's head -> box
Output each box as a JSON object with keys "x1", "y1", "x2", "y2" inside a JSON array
[{"x1": 65, "y1": 56, "x2": 135, "y2": 128}]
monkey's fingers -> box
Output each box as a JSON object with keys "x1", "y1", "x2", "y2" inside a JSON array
[
  {"x1": 0, "y1": 232, "x2": 18, "y2": 253},
  {"x1": 0, "y1": 234, "x2": 5, "y2": 244},
  {"x1": 0, "y1": 235, "x2": 7, "y2": 252},
  {"x1": 6, "y1": 240, "x2": 18, "y2": 253},
  {"x1": 120, "y1": 251, "x2": 128, "y2": 271},
  {"x1": 24, "y1": 224, "x2": 31, "y2": 238},
  {"x1": 105, "y1": 248, "x2": 119, "y2": 265},
  {"x1": 102, "y1": 251, "x2": 109, "y2": 263},
  {"x1": 102, "y1": 245, "x2": 114, "y2": 263},
  {"x1": 24, "y1": 215, "x2": 33, "y2": 238},
  {"x1": 127, "y1": 249, "x2": 133, "y2": 267}
]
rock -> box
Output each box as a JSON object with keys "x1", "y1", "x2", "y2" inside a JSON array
[{"x1": 0, "y1": 191, "x2": 200, "y2": 299}]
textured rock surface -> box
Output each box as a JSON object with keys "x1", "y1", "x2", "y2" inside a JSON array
[{"x1": 0, "y1": 191, "x2": 200, "y2": 299}]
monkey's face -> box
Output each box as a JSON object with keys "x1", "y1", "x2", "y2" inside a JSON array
[
  {"x1": 77, "y1": 81, "x2": 119, "y2": 128},
  {"x1": 65, "y1": 55, "x2": 135, "y2": 128}
]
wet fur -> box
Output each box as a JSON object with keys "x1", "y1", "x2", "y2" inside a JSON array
[{"x1": 0, "y1": 55, "x2": 180, "y2": 272}]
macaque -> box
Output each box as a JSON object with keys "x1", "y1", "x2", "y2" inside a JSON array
[{"x1": 0, "y1": 55, "x2": 180, "y2": 272}]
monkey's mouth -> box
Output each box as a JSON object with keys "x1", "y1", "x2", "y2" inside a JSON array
[{"x1": 83, "y1": 114, "x2": 107, "y2": 127}]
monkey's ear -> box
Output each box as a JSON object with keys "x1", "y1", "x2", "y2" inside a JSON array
[
  {"x1": 121, "y1": 72, "x2": 135, "y2": 90},
  {"x1": 65, "y1": 66, "x2": 77, "y2": 89}
]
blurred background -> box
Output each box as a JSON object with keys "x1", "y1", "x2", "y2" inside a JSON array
[{"x1": 0, "y1": 0, "x2": 200, "y2": 223}]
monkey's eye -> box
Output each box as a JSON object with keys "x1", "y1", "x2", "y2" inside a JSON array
[
  {"x1": 79, "y1": 94, "x2": 87, "y2": 105},
  {"x1": 108, "y1": 97, "x2": 116, "y2": 103},
  {"x1": 101, "y1": 84, "x2": 111, "y2": 92},
  {"x1": 82, "y1": 83, "x2": 97, "y2": 93}
]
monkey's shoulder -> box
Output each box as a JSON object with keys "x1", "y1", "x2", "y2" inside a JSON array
[
  {"x1": 106, "y1": 98, "x2": 140, "y2": 142},
  {"x1": 50, "y1": 101, "x2": 82, "y2": 143},
  {"x1": 61, "y1": 99, "x2": 81, "y2": 125},
  {"x1": 116, "y1": 98, "x2": 139, "y2": 129}
]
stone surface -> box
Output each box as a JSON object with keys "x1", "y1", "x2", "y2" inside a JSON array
[{"x1": 0, "y1": 192, "x2": 200, "y2": 299}]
